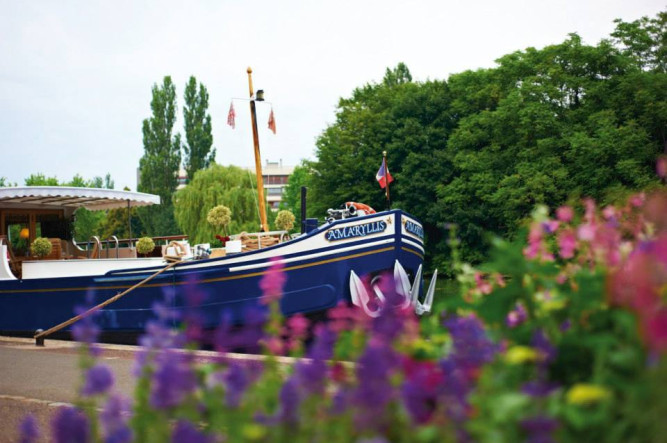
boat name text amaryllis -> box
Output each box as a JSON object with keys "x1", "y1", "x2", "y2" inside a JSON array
[
  {"x1": 404, "y1": 220, "x2": 424, "y2": 239},
  {"x1": 325, "y1": 220, "x2": 388, "y2": 242}
]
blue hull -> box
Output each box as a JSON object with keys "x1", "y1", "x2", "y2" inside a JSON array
[{"x1": 0, "y1": 210, "x2": 426, "y2": 333}]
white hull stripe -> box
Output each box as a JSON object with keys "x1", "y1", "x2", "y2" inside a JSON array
[
  {"x1": 228, "y1": 238, "x2": 396, "y2": 273},
  {"x1": 401, "y1": 237, "x2": 425, "y2": 254}
]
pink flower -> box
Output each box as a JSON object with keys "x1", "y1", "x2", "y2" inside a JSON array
[
  {"x1": 524, "y1": 224, "x2": 543, "y2": 259},
  {"x1": 630, "y1": 193, "x2": 645, "y2": 208},
  {"x1": 556, "y1": 206, "x2": 574, "y2": 223},
  {"x1": 646, "y1": 309, "x2": 667, "y2": 352},
  {"x1": 506, "y1": 303, "x2": 527, "y2": 328},
  {"x1": 558, "y1": 229, "x2": 577, "y2": 259},
  {"x1": 602, "y1": 206, "x2": 616, "y2": 221},
  {"x1": 259, "y1": 257, "x2": 286, "y2": 304},
  {"x1": 474, "y1": 272, "x2": 492, "y2": 295},
  {"x1": 286, "y1": 313, "x2": 310, "y2": 340},
  {"x1": 541, "y1": 220, "x2": 559, "y2": 234},
  {"x1": 577, "y1": 224, "x2": 596, "y2": 242},
  {"x1": 262, "y1": 336, "x2": 284, "y2": 355},
  {"x1": 583, "y1": 199, "x2": 596, "y2": 223}
]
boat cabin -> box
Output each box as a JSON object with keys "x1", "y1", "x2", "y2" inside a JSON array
[{"x1": 0, "y1": 187, "x2": 162, "y2": 279}]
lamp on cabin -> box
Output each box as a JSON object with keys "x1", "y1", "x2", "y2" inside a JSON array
[{"x1": 19, "y1": 227, "x2": 30, "y2": 256}]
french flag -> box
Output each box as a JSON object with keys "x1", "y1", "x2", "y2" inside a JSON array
[{"x1": 376, "y1": 159, "x2": 394, "y2": 189}]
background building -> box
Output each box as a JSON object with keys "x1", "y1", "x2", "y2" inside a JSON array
[{"x1": 253, "y1": 159, "x2": 294, "y2": 211}]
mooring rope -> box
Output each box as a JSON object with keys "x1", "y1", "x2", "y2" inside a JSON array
[{"x1": 34, "y1": 259, "x2": 181, "y2": 342}]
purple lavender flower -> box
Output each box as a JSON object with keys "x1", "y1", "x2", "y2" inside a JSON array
[
  {"x1": 52, "y1": 407, "x2": 89, "y2": 443},
  {"x1": 291, "y1": 324, "x2": 337, "y2": 395},
  {"x1": 72, "y1": 319, "x2": 100, "y2": 344},
  {"x1": 222, "y1": 361, "x2": 249, "y2": 408},
  {"x1": 438, "y1": 315, "x2": 497, "y2": 440},
  {"x1": 150, "y1": 349, "x2": 197, "y2": 409},
  {"x1": 277, "y1": 376, "x2": 301, "y2": 423},
  {"x1": 520, "y1": 415, "x2": 559, "y2": 443},
  {"x1": 182, "y1": 276, "x2": 209, "y2": 345},
  {"x1": 172, "y1": 420, "x2": 210, "y2": 443},
  {"x1": 532, "y1": 329, "x2": 556, "y2": 363},
  {"x1": 213, "y1": 308, "x2": 266, "y2": 353},
  {"x1": 352, "y1": 340, "x2": 400, "y2": 431},
  {"x1": 100, "y1": 394, "x2": 132, "y2": 443},
  {"x1": 330, "y1": 387, "x2": 351, "y2": 415},
  {"x1": 19, "y1": 414, "x2": 39, "y2": 443},
  {"x1": 401, "y1": 360, "x2": 443, "y2": 424},
  {"x1": 82, "y1": 364, "x2": 114, "y2": 396},
  {"x1": 444, "y1": 315, "x2": 497, "y2": 370},
  {"x1": 521, "y1": 380, "x2": 558, "y2": 398},
  {"x1": 71, "y1": 291, "x2": 103, "y2": 346}
]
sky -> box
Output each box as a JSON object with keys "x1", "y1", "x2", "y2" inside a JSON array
[{"x1": 0, "y1": 1, "x2": 663, "y2": 191}]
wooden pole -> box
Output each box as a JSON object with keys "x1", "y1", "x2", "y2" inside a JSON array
[{"x1": 247, "y1": 67, "x2": 269, "y2": 232}]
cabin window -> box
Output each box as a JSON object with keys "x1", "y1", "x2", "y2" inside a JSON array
[
  {"x1": 4, "y1": 214, "x2": 30, "y2": 257},
  {"x1": 1, "y1": 209, "x2": 68, "y2": 258}
]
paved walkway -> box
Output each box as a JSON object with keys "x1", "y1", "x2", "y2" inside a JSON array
[
  {"x1": 0, "y1": 336, "x2": 137, "y2": 442},
  {"x1": 0, "y1": 335, "x2": 296, "y2": 442}
]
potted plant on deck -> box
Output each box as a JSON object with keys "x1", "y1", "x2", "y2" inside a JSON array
[
  {"x1": 207, "y1": 205, "x2": 232, "y2": 257},
  {"x1": 136, "y1": 237, "x2": 155, "y2": 258},
  {"x1": 30, "y1": 237, "x2": 52, "y2": 259}
]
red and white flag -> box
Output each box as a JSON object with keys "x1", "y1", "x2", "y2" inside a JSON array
[
  {"x1": 227, "y1": 102, "x2": 236, "y2": 129},
  {"x1": 268, "y1": 108, "x2": 276, "y2": 134},
  {"x1": 376, "y1": 158, "x2": 394, "y2": 189}
]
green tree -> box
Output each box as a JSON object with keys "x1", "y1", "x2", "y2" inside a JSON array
[
  {"x1": 311, "y1": 13, "x2": 666, "y2": 265},
  {"x1": 183, "y1": 76, "x2": 215, "y2": 184},
  {"x1": 612, "y1": 11, "x2": 667, "y2": 72},
  {"x1": 138, "y1": 76, "x2": 182, "y2": 236},
  {"x1": 173, "y1": 164, "x2": 263, "y2": 244},
  {"x1": 280, "y1": 161, "x2": 314, "y2": 217},
  {"x1": 24, "y1": 173, "x2": 59, "y2": 186},
  {"x1": 21, "y1": 173, "x2": 116, "y2": 242}
]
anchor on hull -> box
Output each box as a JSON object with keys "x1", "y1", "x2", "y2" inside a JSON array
[{"x1": 349, "y1": 260, "x2": 437, "y2": 317}]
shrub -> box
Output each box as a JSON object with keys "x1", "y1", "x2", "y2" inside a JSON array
[
  {"x1": 30, "y1": 237, "x2": 52, "y2": 258},
  {"x1": 274, "y1": 210, "x2": 295, "y2": 231},
  {"x1": 135, "y1": 237, "x2": 155, "y2": 256},
  {"x1": 207, "y1": 205, "x2": 232, "y2": 235}
]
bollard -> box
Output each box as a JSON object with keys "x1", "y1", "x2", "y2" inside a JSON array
[{"x1": 35, "y1": 329, "x2": 44, "y2": 347}]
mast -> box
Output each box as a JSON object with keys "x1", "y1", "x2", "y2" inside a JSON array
[{"x1": 247, "y1": 67, "x2": 269, "y2": 232}]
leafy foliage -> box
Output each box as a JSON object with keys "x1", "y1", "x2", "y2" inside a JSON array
[
  {"x1": 206, "y1": 205, "x2": 232, "y2": 234},
  {"x1": 307, "y1": 13, "x2": 666, "y2": 265},
  {"x1": 135, "y1": 237, "x2": 155, "y2": 255},
  {"x1": 173, "y1": 164, "x2": 263, "y2": 244},
  {"x1": 138, "y1": 76, "x2": 182, "y2": 236},
  {"x1": 280, "y1": 161, "x2": 313, "y2": 217},
  {"x1": 30, "y1": 237, "x2": 52, "y2": 258},
  {"x1": 183, "y1": 76, "x2": 215, "y2": 184},
  {"x1": 274, "y1": 210, "x2": 295, "y2": 232}
]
